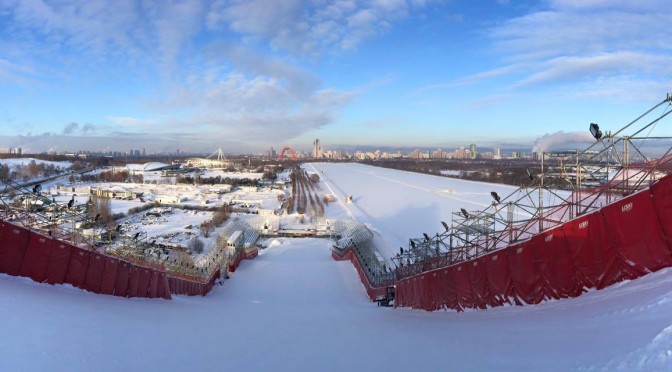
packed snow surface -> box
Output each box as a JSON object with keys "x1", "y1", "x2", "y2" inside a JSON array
[
  {"x1": 308, "y1": 162, "x2": 569, "y2": 260},
  {"x1": 2, "y1": 239, "x2": 672, "y2": 371}
]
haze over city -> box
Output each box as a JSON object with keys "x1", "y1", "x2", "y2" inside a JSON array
[{"x1": 1, "y1": 0, "x2": 670, "y2": 154}]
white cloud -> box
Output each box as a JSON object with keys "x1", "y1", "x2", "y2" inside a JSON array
[
  {"x1": 459, "y1": 0, "x2": 672, "y2": 101},
  {"x1": 207, "y1": 0, "x2": 430, "y2": 54},
  {"x1": 0, "y1": 0, "x2": 434, "y2": 149}
]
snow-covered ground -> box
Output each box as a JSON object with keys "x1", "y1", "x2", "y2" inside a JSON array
[
  {"x1": 309, "y1": 162, "x2": 569, "y2": 261},
  {"x1": 0, "y1": 157, "x2": 72, "y2": 170},
  {"x1": 2, "y1": 239, "x2": 672, "y2": 371}
]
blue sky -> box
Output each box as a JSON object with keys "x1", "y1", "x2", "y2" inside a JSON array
[{"x1": 1, "y1": 0, "x2": 670, "y2": 154}]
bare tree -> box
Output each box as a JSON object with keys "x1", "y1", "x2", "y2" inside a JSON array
[
  {"x1": 89, "y1": 194, "x2": 114, "y2": 226},
  {"x1": 188, "y1": 238, "x2": 205, "y2": 254}
]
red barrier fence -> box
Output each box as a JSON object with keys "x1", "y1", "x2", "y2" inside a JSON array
[
  {"x1": 332, "y1": 248, "x2": 388, "y2": 301},
  {"x1": 0, "y1": 219, "x2": 264, "y2": 299},
  {"x1": 394, "y1": 174, "x2": 672, "y2": 311},
  {"x1": 0, "y1": 222, "x2": 172, "y2": 300}
]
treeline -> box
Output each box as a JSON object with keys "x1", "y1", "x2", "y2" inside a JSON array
[
  {"x1": 79, "y1": 169, "x2": 144, "y2": 183},
  {"x1": 176, "y1": 175, "x2": 260, "y2": 186},
  {"x1": 361, "y1": 159, "x2": 544, "y2": 187},
  {"x1": 0, "y1": 159, "x2": 69, "y2": 182}
]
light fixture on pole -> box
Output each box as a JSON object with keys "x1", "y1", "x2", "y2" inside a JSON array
[{"x1": 589, "y1": 123, "x2": 602, "y2": 140}]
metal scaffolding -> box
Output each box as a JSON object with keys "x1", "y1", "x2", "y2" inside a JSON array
[{"x1": 394, "y1": 93, "x2": 672, "y2": 280}]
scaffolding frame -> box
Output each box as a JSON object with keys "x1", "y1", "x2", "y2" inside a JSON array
[{"x1": 394, "y1": 93, "x2": 672, "y2": 280}]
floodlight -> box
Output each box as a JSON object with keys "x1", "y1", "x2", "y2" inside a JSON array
[
  {"x1": 410, "y1": 240, "x2": 416, "y2": 249},
  {"x1": 32, "y1": 184, "x2": 41, "y2": 194},
  {"x1": 589, "y1": 123, "x2": 602, "y2": 140},
  {"x1": 423, "y1": 233, "x2": 430, "y2": 241},
  {"x1": 490, "y1": 191, "x2": 501, "y2": 204},
  {"x1": 94, "y1": 214, "x2": 100, "y2": 222},
  {"x1": 133, "y1": 232, "x2": 140, "y2": 240},
  {"x1": 460, "y1": 208, "x2": 470, "y2": 219},
  {"x1": 526, "y1": 169, "x2": 534, "y2": 181},
  {"x1": 441, "y1": 221, "x2": 449, "y2": 231},
  {"x1": 67, "y1": 199, "x2": 74, "y2": 209},
  {"x1": 399, "y1": 247, "x2": 404, "y2": 255},
  {"x1": 116, "y1": 224, "x2": 121, "y2": 232}
]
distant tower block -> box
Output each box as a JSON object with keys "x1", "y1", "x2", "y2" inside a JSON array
[
  {"x1": 470, "y1": 144, "x2": 477, "y2": 159},
  {"x1": 313, "y1": 139, "x2": 323, "y2": 158}
]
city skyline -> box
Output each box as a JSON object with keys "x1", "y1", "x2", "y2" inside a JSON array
[{"x1": 1, "y1": 1, "x2": 670, "y2": 154}]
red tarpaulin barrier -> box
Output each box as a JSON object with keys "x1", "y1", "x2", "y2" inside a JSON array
[
  {"x1": 0, "y1": 223, "x2": 31, "y2": 276},
  {"x1": 506, "y1": 241, "x2": 546, "y2": 304},
  {"x1": 114, "y1": 262, "x2": 131, "y2": 297},
  {"x1": 421, "y1": 272, "x2": 439, "y2": 311},
  {"x1": 453, "y1": 263, "x2": 476, "y2": 309},
  {"x1": 563, "y1": 211, "x2": 616, "y2": 289},
  {"x1": 412, "y1": 276, "x2": 422, "y2": 310},
  {"x1": 148, "y1": 271, "x2": 159, "y2": 298},
  {"x1": 530, "y1": 226, "x2": 582, "y2": 299},
  {"x1": 82, "y1": 252, "x2": 105, "y2": 293},
  {"x1": 168, "y1": 277, "x2": 177, "y2": 295},
  {"x1": 64, "y1": 247, "x2": 90, "y2": 288},
  {"x1": 650, "y1": 174, "x2": 672, "y2": 244},
  {"x1": 127, "y1": 266, "x2": 142, "y2": 297},
  {"x1": 99, "y1": 257, "x2": 119, "y2": 295},
  {"x1": 44, "y1": 241, "x2": 72, "y2": 284},
  {"x1": 438, "y1": 267, "x2": 460, "y2": 310},
  {"x1": 602, "y1": 190, "x2": 672, "y2": 278},
  {"x1": 0, "y1": 220, "x2": 5, "y2": 244},
  {"x1": 483, "y1": 250, "x2": 514, "y2": 306},
  {"x1": 19, "y1": 233, "x2": 53, "y2": 283},
  {"x1": 467, "y1": 256, "x2": 490, "y2": 309},
  {"x1": 137, "y1": 268, "x2": 152, "y2": 297},
  {"x1": 157, "y1": 273, "x2": 171, "y2": 299}
]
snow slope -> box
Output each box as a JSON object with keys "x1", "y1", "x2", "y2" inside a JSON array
[
  {"x1": 309, "y1": 162, "x2": 569, "y2": 260},
  {"x1": 2, "y1": 239, "x2": 672, "y2": 371}
]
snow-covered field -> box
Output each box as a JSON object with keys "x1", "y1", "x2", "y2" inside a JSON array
[
  {"x1": 3, "y1": 162, "x2": 672, "y2": 371},
  {"x1": 309, "y1": 162, "x2": 569, "y2": 260},
  {"x1": 0, "y1": 158, "x2": 72, "y2": 170},
  {"x1": 2, "y1": 239, "x2": 672, "y2": 371}
]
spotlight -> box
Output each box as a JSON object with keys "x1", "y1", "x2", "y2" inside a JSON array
[
  {"x1": 441, "y1": 221, "x2": 449, "y2": 231},
  {"x1": 490, "y1": 191, "x2": 501, "y2": 204},
  {"x1": 460, "y1": 208, "x2": 470, "y2": 219},
  {"x1": 589, "y1": 123, "x2": 602, "y2": 140},
  {"x1": 116, "y1": 224, "x2": 121, "y2": 232},
  {"x1": 67, "y1": 199, "x2": 75, "y2": 209},
  {"x1": 423, "y1": 233, "x2": 430, "y2": 241},
  {"x1": 32, "y1": 184, "x2": 41, "y2": 194},
  {"x1": 526, "y1": 169, "x2": 534, "y2": 181},
  {"x1": 410, "y1": 241, "x2": 416, "y2": 249}
]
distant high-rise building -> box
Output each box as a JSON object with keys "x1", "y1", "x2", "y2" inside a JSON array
[
  {"x1": 313, "y1": 139, "x2": 323, "y2": 158},
  {"x1": 455, "y1": 146, "x2": 466, "y2": 159},
  {"x1": 470, "y1": 144, "x2": 477, "y2": 159},
  {"x1": 494, "y1": 147, "x2": 501, "y2": 159}
]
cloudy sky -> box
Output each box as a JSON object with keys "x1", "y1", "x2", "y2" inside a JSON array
[{"x1": 1, "y1": 0, "x2": 670, "y2": 154}]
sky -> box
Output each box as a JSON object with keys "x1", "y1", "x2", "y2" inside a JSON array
[{"x1": 0, "y1": 0, "x2": 671, "y2": 154}]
